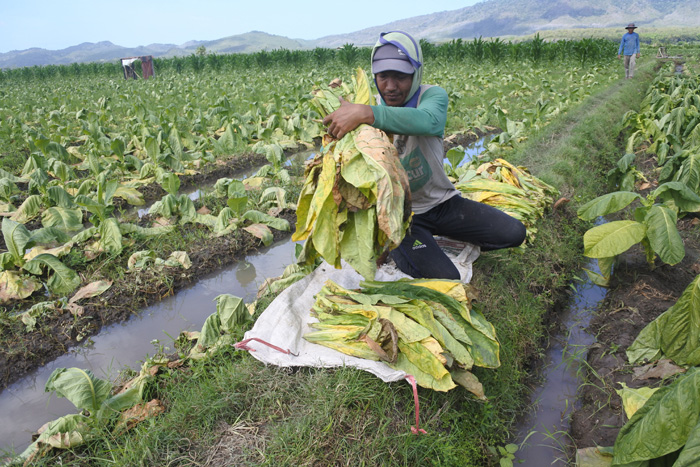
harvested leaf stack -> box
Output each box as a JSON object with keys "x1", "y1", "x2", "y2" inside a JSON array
[
  {"x1": 454, "y1": 158, "x2": 558, "y2": 242},
  {"x1": 292, "y1": 69, "x2": 411, "y2": 280},
  {"x1": 304, "y1": 278, "x2": 500, "y2": 395}
]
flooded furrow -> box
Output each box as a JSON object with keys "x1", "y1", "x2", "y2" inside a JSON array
[
  {"x1": 0, "y1": 237, "x2": 298, "y2": 455},
  {"x1": 512, "y1": 261, "x2": 607, "y2": 465}
]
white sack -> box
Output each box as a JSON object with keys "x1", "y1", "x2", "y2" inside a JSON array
[{"x1": 241, "y1": 242, "x2": 480, "y2": 382}]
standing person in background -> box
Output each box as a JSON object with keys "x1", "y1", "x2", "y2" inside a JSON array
[
  {"x1": 618, "y1": 23, "x2": 641, "y2": 79},
  {"x1": 322, "y1": 30, "x2": 526, "y2": 280}
]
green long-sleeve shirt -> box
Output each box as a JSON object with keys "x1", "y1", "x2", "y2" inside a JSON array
[{"x1": 369, "y1": 85, "x2": 459, "y2": 215}]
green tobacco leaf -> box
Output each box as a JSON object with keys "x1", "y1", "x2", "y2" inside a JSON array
[
  {"x1": 169, "y1": 128, "x2": 183, "y2": 160},
  {"x1": 114, "y1": 186, "x2": 145, "y2": 206},
  {"x1": 71, "y1": 226, "x2": 98, "y2": 244},
  {"x1": 575, "y1": 447, "x2": 614, "y2": 467},
  {"x1": 42, "y1": 207, "x2": 84, "y2": 232},
  {"x1": 2, "y1": 218, "x2": 32, "y2": 264},
  {"x1": 98, "y1": 218, "x2": 123, "y2": 256},
  {"x1": 389, "y1": 352, "x2": 455, "y2": 392},
  {"x1": 9, "y1": 194, "x2": 43, "y2": 224},
  {"x1": 30, "y1": 226, "x2": 72, "y2": 245},
  {"x1": 463, "y1": 308, "x2": 501, "y2": 369},
  {"x1": 627, "y1": 275, "x2": 700, "y2": 366},
  {"x1": 45, "y1": 367, "x2": 113, "y2": 413},
  {"x1": 0, "y1": 252, "x2": 14, "y2": 271},
  {"x1": 577, "y1": 191, "x2": 643, "y2": 221},
  {"x1": 613, "y1": 368, "x2": 700, "y2": 464},
  {"x1": 653, "y1": 181, "x2": 700, "y2": 213},
  {"x1": 227, "y1": 196, "x2": 248, "y2": 215},
  {"x1": 196, "y1": 313, "x2": 222, "y2": 349},
  {"x1": 644, "y1": 205, "x2": 684, "y2": 265},
  {"x1": 339, "y1": 209, "x2": 376, "y2": 280},
  {"x1": 46, "y1": 186, "x2": 76, "y2": 208},
  {"x1": 242, "y1": 210, "x2": 290, "y2": 231},
  {"x1": 25, "y1": 253, "x2": 80, "y2": 296},
  {"x1": 97, "y1": 386, "x2": 142, "y2": 422},
  {"x1": 583, "y1": 220, "x2": 646, "y2": 259},
  {"x1": 675, "y1": 152, "x2": 700, "y2": 192},
  {"x1": 119, "y1": 223, "x2": 175, "y2": 237},
  {"x1": 583, "y1": 269, "x2": 610, "y2": 288},
  {"x1": 75, "y1": 194, "x2": 109, "y2": 223},
  {"x1": 675, "y1": 421, "x2": 700, "y2": 467},
  {"x1": 160, "y1": 172, "x2": 180, "y2": 195},
  {"x1": 446, "y1": 147, "x2": 466, "y2": 170},
  {"x1": 215, "y1": 294, "x2": 248, "y2": 331}
]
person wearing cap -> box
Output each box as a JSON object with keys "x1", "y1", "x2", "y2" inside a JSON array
[
  {"x1": 618, "y1": 23, "x2": 641, "y2": 79},
  {"x1": 323, "y1": 31, "x2": 526, "y2": 280}
]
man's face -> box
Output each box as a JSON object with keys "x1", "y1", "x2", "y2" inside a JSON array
[
  {"x1": 627, "y1": 28, "x2": 635, "y2": 33},
  {"x1": 376, "y1": 71, "x2": 413, "y2": 107}
]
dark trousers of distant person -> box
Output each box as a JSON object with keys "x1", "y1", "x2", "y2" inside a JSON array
[{"x1": 389, "y1": 195, "x2": 526, "y2": 280}]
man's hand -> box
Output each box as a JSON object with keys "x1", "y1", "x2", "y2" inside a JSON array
[
  {"x1": 617, "y1": 54, "x2": 621, "y2": 59},
  {"x1": 323, "y1": 97, "x2": 375, "y2": 140},
  {"x1": 637, "y1": 53, "x2": 640, "y2": 58}
]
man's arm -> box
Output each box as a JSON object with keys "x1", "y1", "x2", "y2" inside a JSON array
[
  {"x1": 371, "y1": 86, "x2": 448, "y2": 136},
  {"x1": 323, "y1": 87, "x2": 448, "y2": 139}
]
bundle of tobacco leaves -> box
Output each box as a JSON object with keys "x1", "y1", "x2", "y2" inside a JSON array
[
  {"x1": 292, "y1": 68, "x2": 411, "y2": 280},
  {"x1": 304, "y1": 278, "x2": 499, "y2": 395}
]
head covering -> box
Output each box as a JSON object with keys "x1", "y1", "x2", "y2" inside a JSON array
[
  {"x1": 370, "y1": 31, "x2": 423, "y2": 107},
  {"x1": 371, "y1": 44, "x2": 414, "y2": 74},
  {"x1": 625, "y1": 23, "x2": 638, "y2": 29}
]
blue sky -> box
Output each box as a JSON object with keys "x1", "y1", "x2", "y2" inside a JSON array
[{"x1": 1, "y1": 0, "x2": 481, "y2": 53}]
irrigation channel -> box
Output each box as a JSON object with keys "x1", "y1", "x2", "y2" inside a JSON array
[
  {"x1": 0, "y1": 135, "x2": 607, "y2": 461},
  {"x1": 512, "y1": 260, "x2": 607, "y2": 464}
]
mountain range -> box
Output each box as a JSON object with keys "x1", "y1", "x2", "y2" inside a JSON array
[{"x1": 2, "y1": 0, "x2": 699, "y2": 69}]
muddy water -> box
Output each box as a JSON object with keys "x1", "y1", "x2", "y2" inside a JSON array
[
  {"x1": 0, "y1": 237, "x2": 299, "y2": 455},
  {"x1": 512, "y1": 263, "x2": 607, "y2": 465}
]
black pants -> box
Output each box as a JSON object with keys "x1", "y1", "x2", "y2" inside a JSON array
[{"x1": 389, "y1": 195, "x2": 527, "y2": 279}]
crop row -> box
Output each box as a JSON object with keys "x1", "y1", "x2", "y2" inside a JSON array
[{"x1": 1, "y1": 36, "x2": 617, "y2": 82}]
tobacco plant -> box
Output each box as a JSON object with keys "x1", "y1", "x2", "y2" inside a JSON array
[{"x1": 577, "y1": 181, "x2": 700, "y2": 284}]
